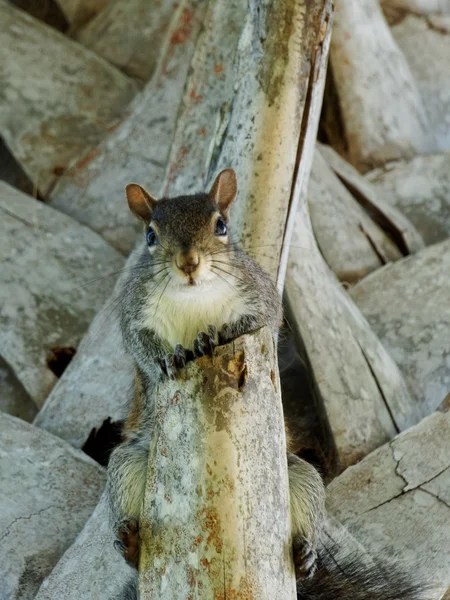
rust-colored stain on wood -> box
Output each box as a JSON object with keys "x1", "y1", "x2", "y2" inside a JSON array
[
  {"x1": 170, "y1": 8, "x2": 193, "y2": 45},
  {"x1": 214, "y1": 579, "x2": 255, "y2": 600},
  {"x1": 197, "y1": 505, "x2": 223, "y2": 554},
  {"x1": 75, "y1": 148, "x2": 100, "y2": 170},
  {"x1": 189, "y1": 87, "x2": 203, "y2": 104}
]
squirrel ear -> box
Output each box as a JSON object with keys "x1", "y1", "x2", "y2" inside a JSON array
[
  {"x1": 125, "y1": 184, "x2": 157, "y2": 222},
  {"x1": 209, "y1": 169, "x2": 237, "y2": 214}
]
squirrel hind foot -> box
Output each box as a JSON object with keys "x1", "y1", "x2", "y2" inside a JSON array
[
  {"x1": 293, "y1": 535, "x2": 318, "y2": 580},
  {"x1": 116, "y1": 518, "x2": 141, "y2": 569}
]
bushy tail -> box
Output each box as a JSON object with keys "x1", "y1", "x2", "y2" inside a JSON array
[
  {"x1": 114, "y1": 577, "x2": 137, "y2": 600},
  {"x1": 297, "y1": 548, "x2": 426, "y2": 600}
]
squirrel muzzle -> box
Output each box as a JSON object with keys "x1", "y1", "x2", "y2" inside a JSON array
[{"x1": 175, "y1": 249, "x2": 200, "y2": 276}]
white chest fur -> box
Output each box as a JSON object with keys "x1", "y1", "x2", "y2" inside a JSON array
[{"x1": 140, "y1": 278, "x2": 246, "y2": 350}]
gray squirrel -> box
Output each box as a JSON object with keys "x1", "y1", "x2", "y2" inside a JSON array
[{"x1": 107, "y1": 169, "x2": 422, "y2": 599}]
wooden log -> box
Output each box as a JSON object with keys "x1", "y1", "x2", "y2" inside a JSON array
[
  {"x1": 391, "y1": 14, "x2": 450, "y2": 153},
  {"x1": 319, "y1": 142, "x2": 424, "y2": 255},
  {"x1": 55, "y1": 0, "x2": 110, "y2": 29},
  {"x1": 48, "y1": 0, "x2": 207, "y2": 254},
  {"x1": 0, "y1": 182, "x2": 124, "y2": 407},
  {"x1": 0, "y1": 1, "x2": 138, "y2": 198},
  {"x1": 309, "y1": 148, "x2": 402, "y2": 285},
  {"x1": 139, "y1": 328, "x2": 296, "y2": 599},
  {"x1": 34, "y1": 270, "x2": 133, "y2": 449},
  {"x1": 366, "y1": 152, "x2": 450, "y2": 246},
  {"x1": 350, "y1": 239, "x2": 450, "y2": 423},
  {"x1": 0, "y1": 414, "x2": 105, "y2": 600},
  {"x1": 285, "y1": 181, "x2": 415, "y2": 468},
  {"x1": 35, "y1": 494, "x2": 134, "y2": 600},
  {"x1": 0, "y1": 356, "x2": 37, "y2": 422},
  {"x1": 381, "y1": 0, "x2": 450, "y2": 17},
  {"x1": 327, "y1": 409, "x2": 450, "y2": 597},
  {"x1": 75, "y1": 0, "x2": 178, "y2": 81},
  {"x1": 160, "y1": 0, "x2": 248, "y2": 197},
  {"x1": 330, "y1": 0, "x2": 434, "y2": 172}
]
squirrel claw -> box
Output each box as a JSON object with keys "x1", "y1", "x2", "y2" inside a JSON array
[
  {"x1": 193, "y1": 326, "x2": 217, "y2": 357},
  {"x1": 218, "y1": 323, "x2": 234, "y2": 345},
  {"x1": 293, "y1": 535, "x2": 317, "y2": 580},
  {"x1": 116, "y1": 518, "x2": 140, "y2": 569},
  {"x1": 174, "y1": 344, "x2": 188, "y2": 369},
  {"x1": 159, "y1": 347, "x2": 194, "y2": 378},
  {"x1": 157, "y1": 354, "x2": 177, "y2": 379}
]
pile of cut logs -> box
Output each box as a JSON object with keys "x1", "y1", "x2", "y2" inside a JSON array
[{"x1": 1, "y1": 0, "x2": 449, "y2": 598}]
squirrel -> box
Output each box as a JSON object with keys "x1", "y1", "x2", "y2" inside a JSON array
[{"x1": 107, "y1": 169, "x2": 422, "y2": 600}]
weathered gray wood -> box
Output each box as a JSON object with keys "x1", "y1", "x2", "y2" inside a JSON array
[
  {"x1": 366, "y1": 152, "x2": 450, "y2": 246},
  {"x1": 49, "y1": 0, "x2": 207, "y2": 254},
  {"x1": 0, "y1": 182, "x2": 124, "y2": 407},
  {"x1": 139, "y1": 328, "x2": 296, "y2": 599},
  {"x1": 330, "y1": 0, "x2": 434, "y2": 172},
  {"x1": 381, "y1": 0, "x2": 450, "y2": 17},
  {"x1": 55, "y1": 0, "x2": 109, "y2": 28},
  {"x1": 309, "y1": 149, "x2": 402, "y2": 285},
  {"x1": 350, "y1": 239, "x2": 450, "y2": 422},
  {"x1": 0, "y1": 1, "x2": 138, "y2": 197},
  {"x1": 327, "y1": 409, "x2": 450, "y2": 597},
  {"x1": 392, "y1": 14, "x2": 450, "y2": 153},
  {"x1": 0, "y1": 356, "x2": 37, "y2": 422},
  {"x1": 35, "y1": 494, "x2": 134, "y2": 600},
  {"x1": 34, "y1": 270, "x2": 133, "y2": 447},
  {"x1": 319, "y1": 142, "x2": 424, "y2": 254},
  {"x1": 285, "y1": 183, "x2": 416, "y2": 468},
  {"x1": 161, "y1": 0, "x2": 247, "y2": 196},
  {"x1": 75, "y1": 0, "x2": 178, "y2": 81},
  {"x1": 0, "y1": 414, "x2": 105, "y2": 600}
]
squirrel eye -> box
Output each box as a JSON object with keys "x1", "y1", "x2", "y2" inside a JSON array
[
  {"x1": 215, "y1": 217, "x2": 227, "y2": 236},
  {"x1": 146, "y1": 227, "x2": 158, "y2": 246}
]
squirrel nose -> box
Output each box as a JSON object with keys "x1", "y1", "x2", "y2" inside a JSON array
[{"x1": 176, "y1": 250, "x2": 199, "y2": 275}]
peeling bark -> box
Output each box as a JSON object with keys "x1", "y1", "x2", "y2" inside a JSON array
[{"x1": 139, "y1": 328, "x2": 296, "y2": 599}]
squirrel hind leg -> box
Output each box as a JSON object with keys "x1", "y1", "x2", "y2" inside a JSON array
[{"x1": 288, "y1": 454, "x2": 325, "y2": 580}]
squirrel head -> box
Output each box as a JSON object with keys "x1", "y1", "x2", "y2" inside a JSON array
[{"x1": 125, "y1": 169, "x2": 238, "y2": 288}]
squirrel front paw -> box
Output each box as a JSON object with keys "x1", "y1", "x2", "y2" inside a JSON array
[
  {"x1": 218, "y1": 323, "x2": 234, "y2": 345},
  {"x1": 157, "y1": 345, "x2": 192, "y2": 379},
  {"x1": 114, "y1": 517, "x2": 141, "y2": 569},
  {"x1": 193, "y1": 325, "x2": 218, "y2": 357},
  {"x1": 292, "y1": 535, "x2": 317, "y2": 580}
]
